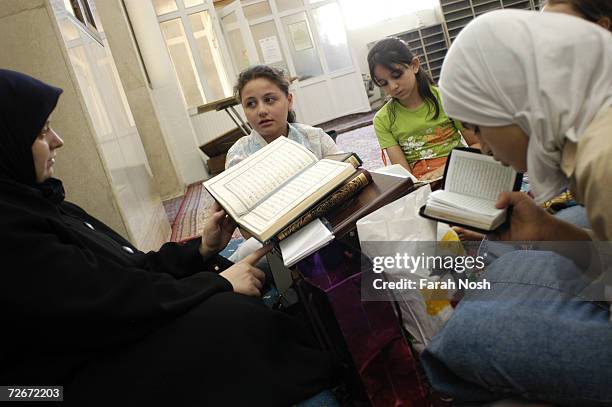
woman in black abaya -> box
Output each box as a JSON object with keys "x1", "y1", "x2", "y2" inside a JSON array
[{"x1": 0, "y1": 69, "x2": 338, "y2": 406}]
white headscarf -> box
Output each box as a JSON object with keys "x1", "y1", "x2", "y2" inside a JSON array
[{"x1": 439, "y1": 9, "x2": 612, "y2": 203}]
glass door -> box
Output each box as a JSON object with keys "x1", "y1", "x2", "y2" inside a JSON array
[
  {"x1": 219, "y1": 1, "x2": 259, "y2": 74},
  {"x1": 155, "y1": 0, "x2": 234, "y2": 107},
  {"x1": 218, "y1": 0, "x2": 370, "y2": 125}
]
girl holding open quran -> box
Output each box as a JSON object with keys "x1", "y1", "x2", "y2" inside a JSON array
[
  {"x1": 0, "y1": 69, "x2": 339, "y2": 406},
  {"x1": 225, "y1": 64, "x2": 339, "y2": 169},
  {"x1": 368, "y1": 37, "x2": 479, "y2": 180},
  {"x1": 452, "y1": 0, "x2": 610, "y2": 242},
  {"x1": 419, "y1": 10, "x2": 612, "y2": 405},
  {"x1": 224, "y1": 64, "x2": 340, "y2": 266}
]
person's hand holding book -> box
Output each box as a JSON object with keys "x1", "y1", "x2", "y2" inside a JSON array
[
  {"x1": 492, "y1": 192, "x2": 589, "y2": 242},
  {"x1": 491, "y1": 192, "x2": 554, "y2": 241},
  {"x1": 220, "y1": 245, "x2": 271, "y2": 297},
  {"x1": 199, "y1": 201, "x2": 237, "y2": 259}
]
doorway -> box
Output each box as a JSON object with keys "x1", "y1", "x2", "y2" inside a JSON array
[{"x1": 218, "y1": 0, "x2": 371, "y2": 125}]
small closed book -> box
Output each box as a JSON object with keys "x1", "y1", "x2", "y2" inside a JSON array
[
  {"x1": 323, "y1": 151, "x2": 363, "y2": 169},
  {"x1": 279, "y1": 218, "x2": 334, "y2": 267},
  {"x1": 370, "y1": 164, "x2": 418, "y2": 183},
  {"x1": 203, "y1": 137, "x2": 356, "y2": 243},
  {"x1": 419, "y1": 148, "x2": 522, "y2": 233}
]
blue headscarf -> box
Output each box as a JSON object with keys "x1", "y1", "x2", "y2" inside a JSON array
[{"x1": 0, "y1": 69, "x2": 63, "y2": 186}]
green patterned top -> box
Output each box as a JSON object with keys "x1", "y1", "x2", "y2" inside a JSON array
[{"x1": 373, "y1": 86, "x2": 463, "y2": 164}]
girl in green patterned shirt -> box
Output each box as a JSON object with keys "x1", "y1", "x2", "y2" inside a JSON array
[{"x1": 368, "y1": 37, "x2": 479, "y2": 180}]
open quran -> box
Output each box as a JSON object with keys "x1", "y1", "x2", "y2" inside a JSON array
[
  {"x1": 204, "y1": 137, "x2": 367, "y2": 243},
  {"x1": 420, "y1": 148, "x2": 522, "y2": 233}
]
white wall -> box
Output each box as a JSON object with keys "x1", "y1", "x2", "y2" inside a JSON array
[{"x1": 345, "y1": 9, "x2": 442, "y2": 78}]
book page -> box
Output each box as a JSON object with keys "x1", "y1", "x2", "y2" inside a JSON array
[
  {"x1": 204, "y1": 138, "x2": 317, "y2": 217},
  {"x1": 445, "y1": 150, "x2": 516, "y2": 201},
  {"x1": 429, "y1": 190, "x2": 502, "y2": 217},
  {"x1": 240, "y1": 159, "x2": 353, "y2": 234}
]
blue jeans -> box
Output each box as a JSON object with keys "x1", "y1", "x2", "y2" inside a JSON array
[
  {"x1": 554, "y1": 205, "x2": 590, "y2": 229},
  {"x1": 421, "y1": 248, "x2": 612, "y2": 406},
  {"x1": 479, "y1": 205, "x2": 593, "y2": 266}
]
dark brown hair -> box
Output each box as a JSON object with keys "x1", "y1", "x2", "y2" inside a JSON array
[
  {"x1": 543, "y1": 0, "x2": 612, "y2": 30},
  {"x1": 367, "y1": 37, "x2": 440, "y2": 124},
  {"x1": 234, "y1": 65, "x2": 296, "y2": 123}
]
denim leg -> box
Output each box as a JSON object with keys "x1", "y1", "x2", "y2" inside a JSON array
[
  {"x1": 421, "y1": 250, "x2": 612, "y2": 406},
  {"x1": 554, "y1": 205, "x2": 590, "y2": 229},
  {"x1": 478, "y1": 205, "x2": 591, "y2": 267}
]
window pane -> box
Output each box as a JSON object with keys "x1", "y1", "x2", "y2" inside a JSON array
[
  {"x1": 228, "y1": 29, "x2": 250, "y2": 71},
  {"x1": 63, "y1": 0, "x2": 76, "y2": 17},
  {"x1": 58, "y1": 16, "x2": 81, "y2": 41},
  {"x1": 188, "y1": 11, "x2": 231, "y2": 100},
  {"x1": 152, "y1": 0, "x2": 178, "y2": 15},
  {"x1": 183, "y1": 0, "x2": 204, "y2": 7},
  {"x1": 160, "y1": 19, "x2": 205, "y2": 107},
  {"x1": 276, "y1": 0, "x2": 303, "y2": 12},
  {"x1": 243, "y1": 0, "x2": 272, "y2": 21},
  {"x1": 250, "y1": 20, "x2": 289, "y2": 72},
  {"x1": 161, "y1": 18, "x2": 183, "y2": 39},
  {"x1": 222, "y1": 11, "x2": 238, "y2": 25},
  {"x1": 222, "y1": 11, "x2": 250, "y2": 72},
  {"x1": 281, "y1": 12, "x2": 322, "y2": 80},
  {"x1": 312, "y1": 3, "x2": 352, "y2": 71},
  {"x1": 189, "y1": 10, "x2": 206, "y2": 31}
]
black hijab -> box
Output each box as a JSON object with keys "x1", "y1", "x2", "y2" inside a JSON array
[
  {"x1": 0, "y1": 69, "x2": 63, "y2": 185},
  {"x1": 0, "y1": 69, "x2": 65, "y2": 202}
]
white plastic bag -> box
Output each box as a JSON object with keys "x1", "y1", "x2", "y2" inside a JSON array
[{"x1": 356, "y1": 185, "x2": 454, "y2": 352}]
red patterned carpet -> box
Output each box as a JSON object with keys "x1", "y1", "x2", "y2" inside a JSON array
[
  {"x1": 169, "y1": 183, "x2": 213, "y2": 242},
  {"x1": 168, "y1": 182, "x2": 244, "y2": 243}
]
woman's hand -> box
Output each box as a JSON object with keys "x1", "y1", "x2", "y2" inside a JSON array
[
  {"x1": 220, "y1": 245, "x2": 271, "y2": 297},
  {"x1": 199, "y1": 202, "x2": 237, "y2": 259},
  {"x1": 491, "y1": 192, "x2": 555, "y2": 241},
  {"x1": 491, "y1": 192, "x2": 590, "y2": 242}
]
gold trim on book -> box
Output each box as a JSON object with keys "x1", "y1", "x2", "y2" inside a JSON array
[{"x1": 276, "y1": 172, "x2": 371, "y2": 241}]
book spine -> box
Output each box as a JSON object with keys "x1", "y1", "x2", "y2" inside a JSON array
[
  {"x1": 345, "y1": 155, "x2": 361, "y2": 169},
  {"x1": 324, "y1": 152, "x2": 362, "y2": 168},
  {"x1": 276, "y1": 171, "x2": 371, "y2": 241}
]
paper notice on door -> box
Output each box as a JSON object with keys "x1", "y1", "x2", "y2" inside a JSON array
[
  {"x1": 288, "y1": 20, "x2": 313, "y2": 52},
  {"x1": 259, "y1": 36, "x2": 283, "y2": 64}
]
